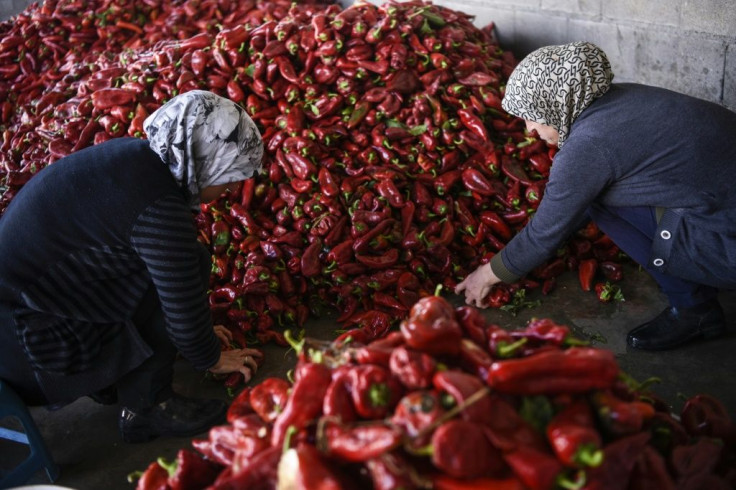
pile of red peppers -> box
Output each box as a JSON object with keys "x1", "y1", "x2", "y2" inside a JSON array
[
  {"x1": 1, "y1": 0, "x2": 628, "y2": 349},
  {"x1": 130, "y1": 299, "x2": 736, "y2": 489}
]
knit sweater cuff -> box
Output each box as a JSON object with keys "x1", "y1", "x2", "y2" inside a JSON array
[{"x1": 490, "y1": 252, "x2": 521, "y2": 283}]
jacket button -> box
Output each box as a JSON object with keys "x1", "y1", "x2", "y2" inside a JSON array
[
  {"x1": 660, "y1": 230, "x2": 671, "y2": 239},
  {"x1": 653, "y1": 258, "x2": 664, "y2": 266}
]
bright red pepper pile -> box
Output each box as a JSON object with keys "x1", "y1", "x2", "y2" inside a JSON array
[
  {"x1": 0, "y1": 0, "x2": 628, "y2": 347},
  {"x1": 130, "y1": 297, "x2": 736, "y2": 489}
]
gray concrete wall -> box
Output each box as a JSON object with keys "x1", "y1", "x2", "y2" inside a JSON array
[
  {"x1": 433, "y1": 0, "x2": 736, "y2": 110},
  {"x1": 2, "y1": 0, "x2": 735, "y2": 109}
]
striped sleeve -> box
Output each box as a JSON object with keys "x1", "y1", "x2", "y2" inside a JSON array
[{"x1": 129, "y1": 195, "x2": 220, "y2": 371}]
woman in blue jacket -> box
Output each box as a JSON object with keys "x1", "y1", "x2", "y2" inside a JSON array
[
  {"x1": 0, "y1": 91, "x2": 264, "y2": 443},
  {"x1": 457, "y1": 42, "x2": 736, "y2": 350}
]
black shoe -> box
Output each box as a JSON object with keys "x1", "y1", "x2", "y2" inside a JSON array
[
  {"x1": 119, "y1": 393, "x2": 227, "y2": 443},
  {"x1": 627, "y1": 299, "x2": 726, "y2": 350}
]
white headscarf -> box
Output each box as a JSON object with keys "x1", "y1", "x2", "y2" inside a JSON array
[
  {"x1": 143, "y1": 90, "x2": 263, "y2": 209},
  {"x1": 502, "y1": 42, "x2": 614, "y2": 147}
]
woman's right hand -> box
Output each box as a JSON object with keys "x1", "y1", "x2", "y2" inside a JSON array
[{"x1": 208, "y1": 348, "x2": 263, "y2": 383}]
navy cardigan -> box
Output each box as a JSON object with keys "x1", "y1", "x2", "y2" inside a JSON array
[{"x1": 0, "y1": 138, "x2": 220, "y2": 401}]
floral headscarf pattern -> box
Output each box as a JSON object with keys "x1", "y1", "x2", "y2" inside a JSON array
[
  {"x1": 502, "y1": 42, "x2": 614, "y2": 147},
  {"x1": 144, "y1": 90, "x2": 263, "y2": 209}
]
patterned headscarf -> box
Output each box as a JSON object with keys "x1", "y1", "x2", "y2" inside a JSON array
[
  {"x1": 502, "y1": 42, "x2": 614, "y2": 147},
  {"x1": 144, "y1": 90, "x2": 263, "y2": 209}
]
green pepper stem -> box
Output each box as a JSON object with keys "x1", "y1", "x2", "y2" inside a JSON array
[
  {"x1": 156, "y1": 457, "x2": 177, "y2": 478},
  {"x1": 575, "y1": 446, "x2": 604, "y2": 467},
  {"x1": 496, "y1": 337, "x2": 527, "y2": 358}
]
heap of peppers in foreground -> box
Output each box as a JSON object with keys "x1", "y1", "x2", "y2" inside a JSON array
[
  {"x1": 131, "y1": 294, "x2": 736, "y2": 489},
  {"x1": 0, "y1": 0, "x2": 629, "y2": 349}
]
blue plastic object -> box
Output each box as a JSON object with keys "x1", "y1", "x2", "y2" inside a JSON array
[{"x1": 0, "y1": 379, "x2": 60, "y2": 487}]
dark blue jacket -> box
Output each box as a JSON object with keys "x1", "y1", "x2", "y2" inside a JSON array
[
  {"x1": 0, "y1": 138, "x2": 220, "y2": 402},
  {"x1": 492, "y1": 84, "x2": 736, "y2": 289}
]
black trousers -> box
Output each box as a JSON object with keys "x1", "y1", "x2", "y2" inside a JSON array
[{"x1": 0, "y1": 243, "x2": 211, "y2": 410}]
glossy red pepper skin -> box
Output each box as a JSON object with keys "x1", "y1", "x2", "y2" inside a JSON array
[
  {"x1": 578, "y1": 258, "x2": 598, "y2": 291},
  {"x1": 324, "y1": 421, "x2": 402, "y2": 462},
  {"x1": 248, "y1": 377, "x2": 290, "y2": 424},
  {"x1": 388, "y1": 345, "x2": 437, "y2": 390},
  {"x1": 400, "y1": 294, "x2": 462, "y2": 356},
  {"x1": 592, "y1": 390, "x2": 656, "y2": 437},
  {"x1": 134, "y1": 461, "x2": 169, "y2": 490},
  {"x1": 487, "y1": 347, "x2": 619, "y2": 395},
  {"x1": 348, "y1": 364, "x2": 402, "y2": 420},
  {"x1": 433, "y1": 370, "x2": 493, "y2": 425},
  {"x1": 503, "y1": 446, "x2": 563, "y2": 490},
  {"x1": 431, "y1": 420, "x2": 506, "y2": 480},
  {"x1": 271, "y1": 362, "x2": 332, "y2": 448},
  {"x1": 546, "y1": 399, "x2": 603, "y2": 468}
]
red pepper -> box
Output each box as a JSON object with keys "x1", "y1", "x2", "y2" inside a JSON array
[
  {"x1": 388, "y1": 345, "x2": 437, "y2": 390},
  {"x1": 396, "y1": 271, "x2": 422, "y2": 308},
  {"x1": 583, "y1": 432, "x2": 651, "y2": 490},
  {"x1": 454, "y1": 305, "x2": 488, "y2": 345},
  {"x1": 578, "y1": 258, "x2": 598, "y2": 291},
  {"x1": 133, "y1": 461, "x2": 169, "y2": 490},
  {"x1": 459, "y1": 338, "x2": 494, "y2": 379},
  {"x1": 457, "y1": 108, "x2": 488, "y2": 142},
  {"x1": 211, "y1": 445, "x2": 281, "y2": 489},
  {"x1": 461, "y1": 167, "x2": 495, "y2": 196},
  {"x1": 348, "y1": 364, "x2": 402, "y2": 420},
  {"x1": 375, "y1": 179, "x2": 405, "y2": 208},
  {"x1": 270, "y1": 362, "x2": 332, "y2": 448},
  {"x1": 479, "y1": 210, "x2": 513, "y2": 241},
  {"x1": 355, "y1": 248, "x2": 399, "y2": 269},
  {"x1": 600, "y1": 261, "x2": 624, "y2": 282},
  {"x1": 157, "y1": 449, "x2": 221, "y2": 490},
  {"x1": 323, "y1": 421, "x2": 402, "y2": 462},
  {"x1": 680, "y1": 393, "x2": 736, "y2": 443},
  {"x1": 628, "y1": 445, "x2": 677, "y2": 490},
  {"x1": 501, "y1": 156, "x2": 534, "y2": 186},
  {"x1": 365, "y1": 452, "x2": 417, "y2": 490},
  {"x1": 503, "y1": 446, "x2": 563, "y2": 490},
  {"x1": 510, "y1": 318, "x2": 573, "y2": 346},
  {"x1": 300, "y1": 238, "x2": 322, "y2": 277},
  {"x1": 352, "y1": 219, "x2": 395, "y2": 254},
  {"x1": 399, "y1": 287, "x2": 462, "y2": 356},
  {"x1": 248, "y1": 377, "x2": 290, "y2": 424},
  {"x1": 432, "y1": 370, "x2": 493, "y2": 426},
  {"x1": 91, "y1": 87, "x2": 135, "y2": 110},
  {"x1": 528, "y1": 153, "x2": 552, "y2": 176},
  {"x1": 431, "y1": 420, "x2": 506, "y2": 479},
  {"x1": 391, "y1": 389, "x2": 446, "y2": 446},
  {"x1": 487, "y1": 347, "x2": 619, "y2": 395},
  {"x1": 432, "y1": 474, "x2": 525, "y2": 490},
  {"x1": 546, "y1": 399, "x2": 603, "y2": 468},
  {"x1": 433, "y1": 169, "x2": 463, "y2": 196}
]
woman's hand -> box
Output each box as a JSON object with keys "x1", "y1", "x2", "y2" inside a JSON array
[
  {"x1": 455, "y1": 262, "x2": 502, "y2": 308},
  {"x1": 208, "y1": 348, "x2": 263, "y2": 383},
  {"x1": 213, "y1": 324, "x2": 232, "y2": 346}
]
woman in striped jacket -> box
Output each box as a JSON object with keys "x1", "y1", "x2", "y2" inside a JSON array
[{"x1": 0, "y1": 91, "x2": 264, "y2": 443}]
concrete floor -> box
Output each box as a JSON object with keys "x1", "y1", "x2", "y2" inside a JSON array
[{"x1": 3, "y1": 263, "x2": 735, "y2": 489}]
